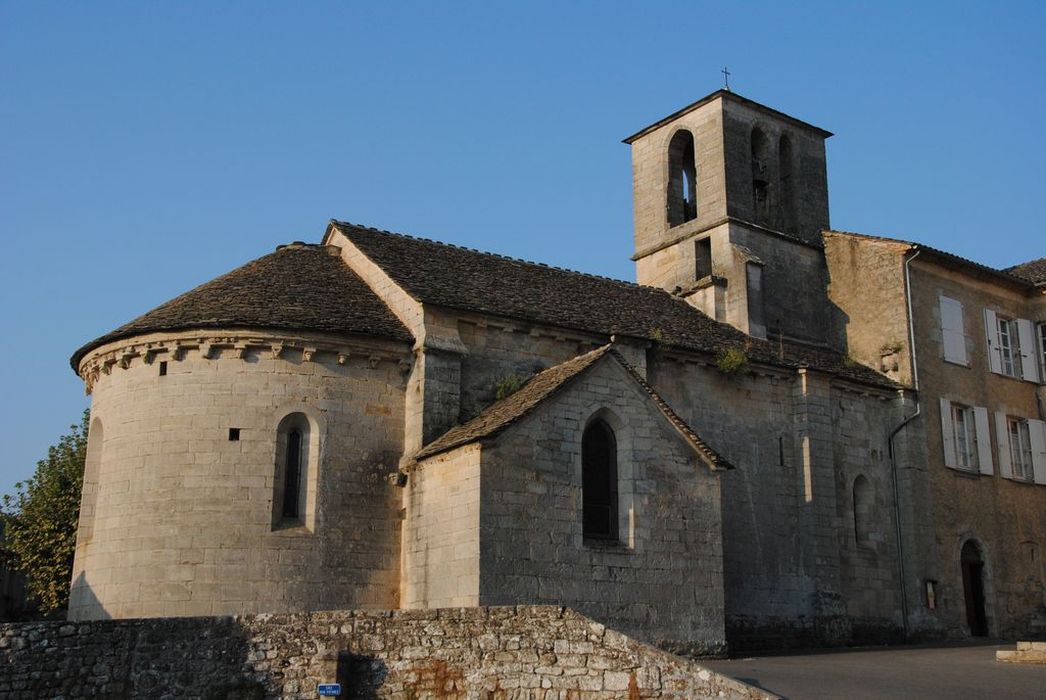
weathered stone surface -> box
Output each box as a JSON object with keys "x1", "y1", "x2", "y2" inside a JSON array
[{"x1": 0, "y1": 606, "x2": 775, "y2": 699}]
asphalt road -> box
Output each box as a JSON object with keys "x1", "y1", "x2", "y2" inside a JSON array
[{"x1": 703, "y1": 643, "x2": 1046, "y2": 700}]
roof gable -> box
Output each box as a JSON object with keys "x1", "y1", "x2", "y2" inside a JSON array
[
  {"x1": 414, "y1": 345, "x2": 730, "y2": 471},
  {"x1": 330, "y1": 221, "x2": 896, "y2": 388}
]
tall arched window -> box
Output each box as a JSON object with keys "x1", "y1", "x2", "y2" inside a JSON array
[
  {"x1": 853, "y1": 475, "x2": 874, "y2": 547},
  {"x1": 778, "y1": 133, "x2": 797, "y2": 234},
  {"x1": 667, "y1": 130, "x2": 698, "y2": 227},
  {"x1": 273, "y1": 412, "x2": 315, "y2": 530},
  {"x1": 751, "y1": 126, "x2": 771, "y2": 222},
  {"x1": 283, "y1": 428, "x2": 303, "y2": 519},
  {"x1": 582, "y1": 419, "x2": 618, "y2": 540}
]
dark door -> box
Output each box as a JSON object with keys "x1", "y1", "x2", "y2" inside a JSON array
[{"x1": 961, "y1": 541, "x2": 988, "y2": 637}]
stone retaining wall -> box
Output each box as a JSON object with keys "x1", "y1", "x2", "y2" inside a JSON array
[{"x1": 0, "y1": 605, "x2": 774, "y2": 699}]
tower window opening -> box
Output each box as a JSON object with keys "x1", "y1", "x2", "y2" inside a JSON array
[
  {"x1": 751, "y1": 126, "x2": 772, "y2": 222},
  {"x1": 695, "y1": 237, "x2": 713, "y2": 280},
  {"x1": 667, "y1": 130, "x2": 698, "y2": 227},
  {"x1": 159, "y1": 361, "x2": 168, "y2": 376}
]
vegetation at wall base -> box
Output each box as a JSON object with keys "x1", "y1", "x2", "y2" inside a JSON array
[{"x1": 0, "y1": 410, "x2": 87, "y2": 616}]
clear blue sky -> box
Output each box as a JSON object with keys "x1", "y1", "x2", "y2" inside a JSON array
[{"x1": 1, "y1": 2, "x2": 1043, "y2": 497}]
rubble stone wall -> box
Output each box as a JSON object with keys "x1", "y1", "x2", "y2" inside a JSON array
[{"x1": 0, "y1": 606, "x2": 774, "y2": 699}]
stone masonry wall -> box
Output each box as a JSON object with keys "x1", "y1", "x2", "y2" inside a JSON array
[
  {"x1": 0, "y1": 606, "x2": 774, "y2": 699},
  {"x1": 71, "y1": 330, "x2": 410, "y2": 620},
  {"x1": 403, "y1": 445, "x2": 482, "y2": 609},
  {"x1": 477, "y1": 358, "x2": 726, "y2": 656},
  {"x1": 909, "y1": 262, "x2": 1046, "y2": 640},
  {"x1": 648, "y1": 355, "x2": 906, "y2": 650}
]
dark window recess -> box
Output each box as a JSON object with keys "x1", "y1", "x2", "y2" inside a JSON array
[
  {"x1": 695, "y1": 237, "x2": 712, "y2": 279},
  {"x1": 778, "y1": 436, "x2": 785, "y2": 466},
  {"x1": 667, "y1": 130, "x2": 698, "y2": 227},
  {"x1": 283, "y1": 429, "x2": 303, "y2": 519},
  {"x1": 159, "y1": 361, "x2": 168, "y2": 376},
  {"x1": 751, "y1": 126, "x2": 772, "y2": 222},
  {"x1": 228, "y1": 428, "x2": 240, "y2": 441},
  {"x1": 582, "y1": 420, "x2": 618, "y2": 540}
]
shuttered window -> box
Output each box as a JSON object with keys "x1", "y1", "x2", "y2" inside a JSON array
[
  {"x1": 939, "y1": 296, "x2": 967, "y2": 364},
  {"x1": 940, "y1": 398, "x2": 993, "y2": 475}
]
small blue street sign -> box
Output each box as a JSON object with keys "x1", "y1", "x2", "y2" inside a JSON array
[{"x1": 317, "y1": 683, "x2": 342, "y2": 696}]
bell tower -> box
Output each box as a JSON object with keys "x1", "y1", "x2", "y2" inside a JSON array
[{"x1": 624, "y1": 90, "x2": 835, "y2": 346}]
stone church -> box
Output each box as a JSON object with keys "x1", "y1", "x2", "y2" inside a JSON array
[{"x1": 68, "y1": 90, "x2": 1046, "y2": 654}]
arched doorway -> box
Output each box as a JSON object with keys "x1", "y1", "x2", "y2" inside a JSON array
[{"x1": 960, "y1": 540, "x2": 988, "y2": 636}]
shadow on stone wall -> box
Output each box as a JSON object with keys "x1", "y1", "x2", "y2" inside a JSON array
[
  {"x1": 340, "y1": 652, "x2": 389, "y2": 698},
  {"x1": 67, "y1": 572, "x2": 111, "y2": 620}
]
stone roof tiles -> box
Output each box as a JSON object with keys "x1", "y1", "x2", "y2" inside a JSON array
[
  {"x1": 332, "y1": 220, "x2": 896, "y2": 388},
  {"x1": 1004, "y1": 257, "x2": 1046, "y2": 287},
  {"x1": 414, "y1": 345, "x2": 731, "y2": 470},
  {"x1": 70, "y1": 244, "x2": 413, "y2": 370}
]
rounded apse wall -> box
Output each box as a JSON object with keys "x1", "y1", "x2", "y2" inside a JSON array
[{"x1": 68, "y1": 330, "x2": 410, "y2": 620}]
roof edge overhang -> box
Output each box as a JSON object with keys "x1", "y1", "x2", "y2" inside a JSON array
[{"x1": 623, "y1": 89, "x2": 833, "y2": 145}]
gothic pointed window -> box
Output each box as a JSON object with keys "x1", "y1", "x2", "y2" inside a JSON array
[
  {"x1": 582, "y1": 419, "x2": 618, "y2": 540},
  {"x1": 667, "y1": 130, "x2": 698, "y2": 227}
]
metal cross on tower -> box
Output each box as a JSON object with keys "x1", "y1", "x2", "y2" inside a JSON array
[{"x1": 722, "y1": 67, "x2": 731, "y2": 91}]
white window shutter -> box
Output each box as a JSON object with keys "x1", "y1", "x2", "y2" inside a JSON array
[
  {"x1": 1029, "y1": 419, "x2": 1046, "y2": 485},
  {"x1": 973, "y1": 407, "x2": 994, "y2": 476},
  {"x1": 940, "y1": 399, "x2": 956, "y2": 469},
  {"x1": 984, "y1": 309, "x2": 1002, "y2": 373},
  {"x1": 939, "y1": 297, "x2": 967, "y2": 364},
  {"x1": 995, "y1": 411, "x2": 1013, "y2": 478},
  {"x1": 1017, "y1": 319, "x2": 1040, "y2": 383}
]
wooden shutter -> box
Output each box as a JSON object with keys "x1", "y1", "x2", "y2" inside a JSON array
[
  {"x1": 973, "y1": 407, "x2": 994, "y2": 476},
  {"x1": 984, "y1": 309, "x2": 1002, "y2": 373},
  {"x1": 940, "y1": 399, "x2": 956, "y2": 469},
  {"x1": 995, "y1": 412, "x2": 1013, "y2": 479},
  {"x1": 1029, "y1": 419, "x2": 1046, "y2": 485},
  {"x1": 1017, "y1": 319, "x2": 1040, "y2": 383},
  {"x1": 939, "y1": 296, "x2": 966, "y2": 364}
]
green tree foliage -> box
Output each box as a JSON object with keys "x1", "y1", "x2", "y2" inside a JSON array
[{"x1": 1, "y1": 410, "x2": 88, "y2": 615}]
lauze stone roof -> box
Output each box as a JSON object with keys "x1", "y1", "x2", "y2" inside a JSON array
[
  {"x1": 1005, "y1": 257, "x2": 1046, "y2": 287},
  {"x1": 415, "y1": 345, "x2": 731, "y2": 470},
  {"x1": 71, "y1": 244, "x2": 413, "y2": 369},
  {"x1": 333, "y1": 221, "x2": 895, "y2": 387}
]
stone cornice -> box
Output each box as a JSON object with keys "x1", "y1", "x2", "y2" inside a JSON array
[{"x1": 78, "y1": 328, "x2": 413, "y2": 394}]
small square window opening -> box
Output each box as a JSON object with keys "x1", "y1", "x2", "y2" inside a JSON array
[{"x1": 229, "y1": 428, "x2": 241, "y2": 441}]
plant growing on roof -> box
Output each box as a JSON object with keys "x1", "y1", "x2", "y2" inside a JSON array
[{"x1": 715, "y1": 347, "x2": 748, "y2": 376}]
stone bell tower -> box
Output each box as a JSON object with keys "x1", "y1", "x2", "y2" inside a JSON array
[{"x1": 624, "y1": 90, "x2": 835, "y2": 346}]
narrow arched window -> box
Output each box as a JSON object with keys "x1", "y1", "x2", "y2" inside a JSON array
[
  {"x1": 582, "y1": 419, "x2": 618, "y2": 540},
  {"x1": 778, "y1": 133, "x2": 797, "y2": 234},
  {"x1": 667, "y1": 130, "x2": 698, "y2": 226},
  {"x1": 853, "y1": 475, "x2": 873, "y2": 547},
  {"x1": 283, "y1": 428, "x2": 303, "y2": 518},
  {"x1": 273, "y1": 412, "x2": 315, "y2": 530},
  {"x1": 751, "y1": 126, "x2": 771, "y2": 222}
]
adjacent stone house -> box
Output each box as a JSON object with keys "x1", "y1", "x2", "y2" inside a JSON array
[
  {"x1": 67, "y1": 90, "x2": 1044, "y2": 653},
  {"x1": 825, "y1": 232, "x2": 1046, "y2": 640}
]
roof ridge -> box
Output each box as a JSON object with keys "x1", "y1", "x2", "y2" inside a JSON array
[{"x1": 331, "y1": 219, "x2": 659, "y2": 292}]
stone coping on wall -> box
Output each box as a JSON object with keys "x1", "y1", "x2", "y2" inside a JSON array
[{"x1": 0, "y1": 605, "x2": 777, "y2": 699}]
